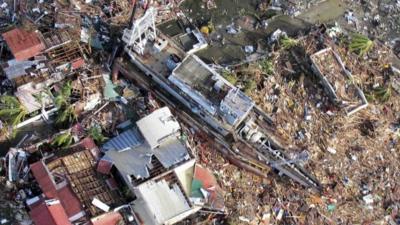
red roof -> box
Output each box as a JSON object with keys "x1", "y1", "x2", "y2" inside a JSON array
[
  {"x1": 97, "y1": 159, "x2": 113, "y2": 175},
  {"x1": 91, "y1": 211, "x2": 123, "y2": 225},
  {"x1": 30, "y1": 199, "x2": 72, "y2": 225},
  {"x1": 30, "y1": 161, "x2": 85, "y2": 219},
  {"x1": 57, "y1": 186, "x2": 84, "y2": 218},
  {"x1": 2, "y1": 28, "x2": 45, "y2": 61},
  {"x1": 30, "y1": 161, "x2": 57, "y2": 198}
]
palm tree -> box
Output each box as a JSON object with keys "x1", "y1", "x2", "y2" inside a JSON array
[
  {"x1": 0, "y1": 96, "x2": 27, "y2": 127},
  {"x1": 55, "y1": 105, "x2": 76, "y2": 125},
  {"x1": 54, "y1": 81, "x2": 72, "y2": 108},
  {"x1": 52, "y1": 81, "x2": 76, "y2": 126},
  {"x1": 33, "y1": 91, "x2": 50, "y2": 121},
  {"x1": 88, "y1": 126, "x2": 108, "y2": 144},
  {"x1": 349, "y1": 33, "x2": 374, "y2": 57}
]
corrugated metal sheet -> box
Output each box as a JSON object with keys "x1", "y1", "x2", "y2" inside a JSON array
[
  {"x1": 30, "y1": 161, "x2": 58, "y2": 198},
  {"x1": 3, "y1": 59, "x2": 40, "y2": 80},
  {"x1": 30, "y1": 162, "x2": 85, "y2": 220},
  {"x1": 103, "y1": 128, "x2": 189, "y2": 180},
  {"x1": 97, "y1": 159, "x2": 113, "y2": 175},
  {"x1": 104, "y1": 145, "x2": 152, "y2": 179},
  {"x1": 103, "y1": 128, "x2": 143, "y2": 152},
  {"x1": 91, "y1": 211, "x2": 123, "y2": 225},
  {"x1": 153, "y1": 138, "x2": 190, "y2": 169}
]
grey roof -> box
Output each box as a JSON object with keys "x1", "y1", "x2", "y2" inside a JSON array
[
  {"x1": 136, "y1": 107, "x2": 181, "y2": 150},
  {"x1": 3, "y1": 59, "x2": 40, "y2": 80},
  {"x1": 104, "y1": 143, "x2": 152, "y2": 179},
  {"x1": 132, "y1": 179, "x2": 192, "y2": 225},
  {"x1": 153, "y1": 138, "x2": 190, "y2": 169},
  {"x1": 172, "y1": 54, "x2": 215, "y2": 90},
  {"x1": 103, "y1": 127, "x2": 190, "y2": 180}
]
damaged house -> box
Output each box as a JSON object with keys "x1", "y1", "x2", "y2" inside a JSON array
[
  {"x1": 99, "y1": 106, "x2": 223, "y2": 225},
  {"x1": 28, "y1": 137, "x2": 121, "y2": 224},
  {"x1": 310, "y1": 47, "x2": 368, "y2": 116}
]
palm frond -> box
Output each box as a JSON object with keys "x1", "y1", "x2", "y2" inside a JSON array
[
  {"x1": 88, "y1": 126, "x2": 108, "y2": 144},
  {"x1": 280, "y1": 36, "x2": 298, "y2": 50},
  {"x1": 55, "y1": 105, "x2": 76, "y2": 125},
  {"x1": 0, "y1": 95, "x2": 20, "y2": 108},
  {"x1": 51, "y1": 132, "x2": 73, "y2": 148},
  {"x1": 61, "y1": 81, "x2": 72, "y2": 98},
  {"x1": 349, "y1": 33, "x2": 374, "y2": 57}
]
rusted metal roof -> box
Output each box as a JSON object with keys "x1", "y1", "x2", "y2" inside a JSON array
[{"x1": 2, "y1": 28, "x2": 45, "y2": 61}]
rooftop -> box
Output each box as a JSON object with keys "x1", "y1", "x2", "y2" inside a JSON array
[
  {"x1": 103, "y1": 128, "x2": 190, "y2": 181},
  {"x1": 90, "y1": 211, "x2": 124, "y2": 225},
  {"x1": 136, "y1": 106, "x2": 181, "y2": 149},
  {"x1": 169, "y1": 54, "x2": 254, "y2": 126},
  {"x1": 30, "y1": 138, "x2": 119, "y2": 220},
  {"x1": 30, "y1": 161, "x2": 84, "y2": 220},
  {"x1": 132, "y1": 179, "x2": 193, "y2": 225},
  {"x1": 220, "y1": 88, "x2": 254, "y2": 126},
  {"x1": 102, "y1": 107, "x2": 191, "y2": 183},
  {"x1": 29, "y1": 199, "x2": 72, "y2": 225},
  {"x1": 2, "y1": 28, "x2": 45, "y2": 61}
]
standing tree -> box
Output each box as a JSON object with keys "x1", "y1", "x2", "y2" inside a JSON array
[{"x1": 52, "y1": 81, "x2": 77, "y2": 127}]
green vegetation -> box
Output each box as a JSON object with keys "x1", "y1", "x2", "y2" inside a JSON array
[
  {"x1": 349, "y1": 33, "x2": 374, "y2": 57},
  {"x1": 55, "y1": 105, "x2": 76, "y2": 125},
  {"x1": 88, "y1": 126, "x2": 108, "y2": 144},
  {"x1": 0, "y1": 96, "x2": 27, "y2": 127},
  {"x1": 259, "y1": 58, "x2": 274, "y2": 76},
  {"x1": 221, "y1": 70, "x2": 238, "y2": 85},
  {"x1": 53, "y1": 81, "x2": 76, "y2": 126},
  {"x1": 54, "y1": 81, "x2": 72, "y2": 108},
  {"x1": 243, "y1": 80, "x2": 257, "y2": 95},
  {"x1": 280, "y1": 36, "x2": 299, "y2": 49},
  {"x1": 207, "y1": 20, "x2": 215, "y2": 33},
  {"x1": 366, "y1": 86, "x2": 392, "y2": 103},
  {"x1": 373, "y1": 86, "x2": 392, "y2": 102},
  {"x1": 51, "y1": 132, "x2": 74, "y2": 148}
]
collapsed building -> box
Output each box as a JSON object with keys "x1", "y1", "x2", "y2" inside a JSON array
[
  {"x1": 117, "y1": 7, "x2": 321, "y2": 189},
  {"x1": 27, "y1": 137, "x2": 126, "y2": 225},
  {"x1": 310, "y1": 47, "x2": 368, "y2": 116},
  {"x1": 99, "y1": 107, "x2": 224, "y2": 225}
]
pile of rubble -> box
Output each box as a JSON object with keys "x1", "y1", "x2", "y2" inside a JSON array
[
  {"x1": 213, "y1": 26, "x2": 400, "y2": 224},
  {"x1": 0, "y1": 177, "x2": 32, "y2": 225},
  {"x1": 340, "y1": 0, "x2": 400, "y2": 42}
]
